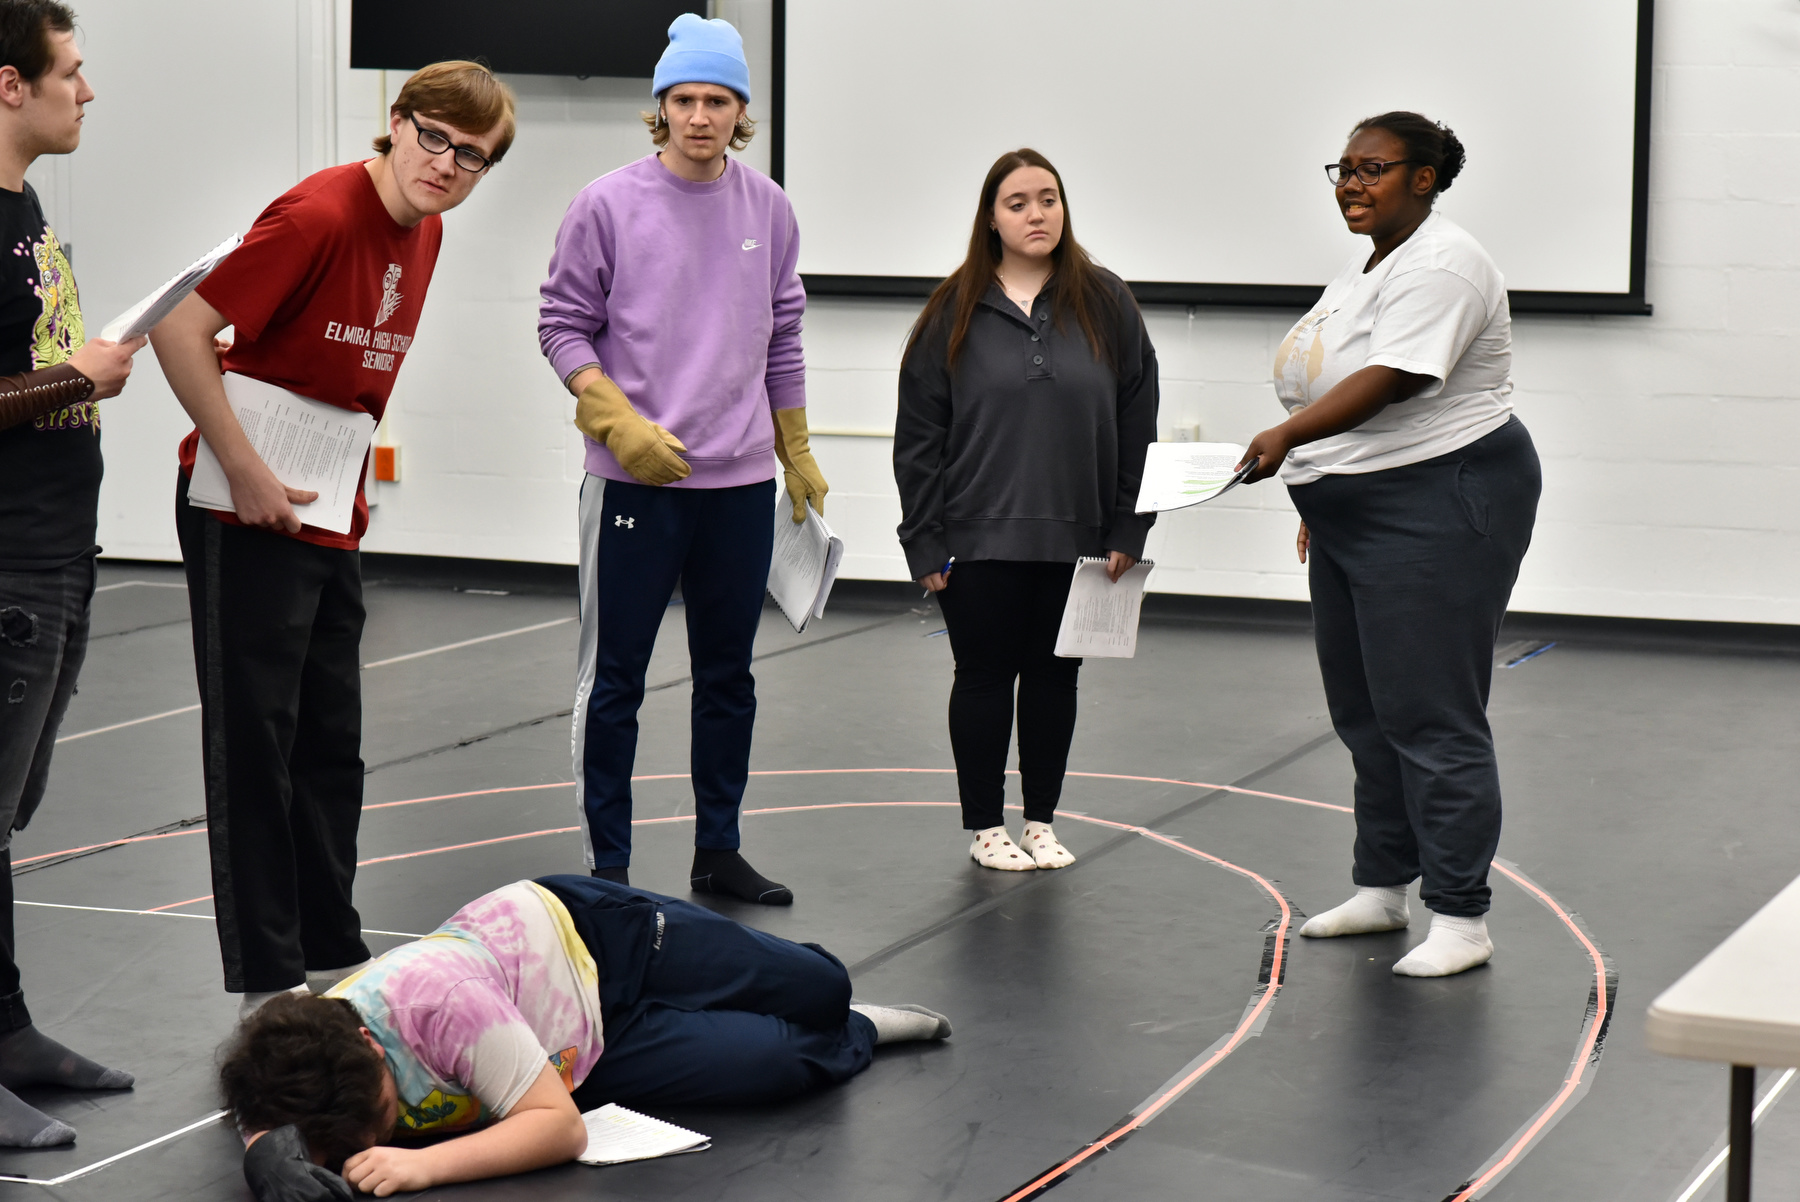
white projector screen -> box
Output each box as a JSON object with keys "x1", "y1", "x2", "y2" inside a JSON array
[{"x1": 778, "y1": 0, "x2": 1650, "y2": 312}]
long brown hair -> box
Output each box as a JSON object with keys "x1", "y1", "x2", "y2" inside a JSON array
[{"x1": 907, "y1": 148, "x2": 1119, "y2": 371}]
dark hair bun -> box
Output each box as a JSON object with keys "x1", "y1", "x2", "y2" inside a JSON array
[
  {"x1": 1352, "y1": 111, "x2": 1465, "y2": 196},
  {"x1": 1435, "y1": 124, "x2": 1466, "y2": 193}
]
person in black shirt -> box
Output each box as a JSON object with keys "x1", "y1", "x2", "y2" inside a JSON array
[
  {"x1": 0, "y1": 0, "x2": 144, "y2": 1149},
  {"x1": 894, "y1": 148, "x2": 1157, "y2": 874}
]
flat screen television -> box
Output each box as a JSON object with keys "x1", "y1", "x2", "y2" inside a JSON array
[{"x1": 350, "y1": 0, "x2": 700, "y2": 78}]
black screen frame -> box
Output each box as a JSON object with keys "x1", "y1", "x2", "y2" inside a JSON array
[{"x1": 771, "y1": 0, "x2": 1655, "y2": 316}]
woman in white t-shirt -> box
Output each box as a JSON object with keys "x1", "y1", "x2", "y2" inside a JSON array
[{"x1": 1237, "y1": 112, "x2": 1541, "y2": 979}]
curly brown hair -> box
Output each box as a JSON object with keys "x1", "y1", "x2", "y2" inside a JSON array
[{"x1": 218, "y1": 993, "x2": 390, "y2": 1171}]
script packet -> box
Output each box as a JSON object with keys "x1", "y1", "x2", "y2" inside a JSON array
[
  {"x1": 1053, "y1": 556, "x2": 1155, "y2": 659},
  {"x1": 1134, "y1": 441, "x2": 1256, "y2": 514},
  {"x1": 766, "y1": 487, "x2": 845, "y2": 633},
  {"x1": 185, "y1": 373, "x2": 375, "y2": 535},
  {"x1": 578, "y1": 1104, "x2": 710, "y2": 1166},
  {"x1": 99, "y1": 234, "x2": 241, "y2": 342}
]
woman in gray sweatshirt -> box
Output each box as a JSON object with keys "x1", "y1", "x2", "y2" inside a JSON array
[{"x1": 894, "y1": 148, "x2": 1158, "y2": 874}]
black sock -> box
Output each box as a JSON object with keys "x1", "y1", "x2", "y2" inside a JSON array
[
  {"x1": 0, "y1": 1025, "x2": 133, "y2": 1092},
  {"x1": 590, "y1": 866, "x2": 629, "y2": 886},
  {"x1": 0, "y1": 1084, "x2": 74, "y2": 1148},
  {"x1": 690, "y1": 849, "x2": 792, "y2": 905}
]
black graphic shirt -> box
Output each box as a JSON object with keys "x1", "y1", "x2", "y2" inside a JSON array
[{"x1": 0, "y1": 182, "x2": 95, "y2": 570}]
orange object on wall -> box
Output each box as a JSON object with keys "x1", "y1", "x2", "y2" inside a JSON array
[{"x1": 374, "y1": 445, "x2": 400, "y2": 482}]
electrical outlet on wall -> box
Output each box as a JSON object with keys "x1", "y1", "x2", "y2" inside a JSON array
[{"x1": 1165, "y1": 421, "x2": 1201, "y2": 442}]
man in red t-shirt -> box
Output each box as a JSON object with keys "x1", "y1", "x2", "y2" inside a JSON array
[{"x1": 148, "y1": 62, "x2": 514, "y2": 1017}]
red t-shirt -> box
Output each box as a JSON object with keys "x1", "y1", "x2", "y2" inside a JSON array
[{"x1": 180, "y1": 161, "x2": 443, "y2": 549}]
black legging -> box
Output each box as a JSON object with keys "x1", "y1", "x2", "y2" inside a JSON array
[{"x1": 934, "y1": 560, "x2": 1080, "y2": 830}]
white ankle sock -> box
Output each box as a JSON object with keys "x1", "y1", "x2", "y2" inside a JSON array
[
  {"x1": 238, "y1": 985, "x2": 308, "y2": 1020},
  {"x1": 306, "y1": 960, "x2": 371, "y2": 995},
  {"x1": 969, "y1": 826, "x2": 1035, "y2": 871},
  {"x1": 1019, "y1": 821, "x2": 1075, "y2": 869},
  {"x1": 1393, "y1": 914, "x2": 1493, "y2": 977},
  {"x1": 850, "y1": 1003, "x2": 953, "y2": 1044},
  {"x1": 1298, "y1": 886, "x2": 1410, "y2": 938}
]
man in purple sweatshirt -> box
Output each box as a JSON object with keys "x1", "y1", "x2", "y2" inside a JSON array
[{"x1": 538, "y1": 15, "x2": 826, "y2": 905}]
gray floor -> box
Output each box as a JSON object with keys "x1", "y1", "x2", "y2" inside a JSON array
[{"x1": 3, "y1": 559, "x2": 1797, "y2": 1201}]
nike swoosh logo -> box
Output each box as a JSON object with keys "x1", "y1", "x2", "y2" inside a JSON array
[{"x1": 742, "y1": 239, "x2": 762, "y2": 250}]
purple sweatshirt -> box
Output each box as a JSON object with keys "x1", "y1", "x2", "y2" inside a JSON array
[{"x1": 538, "y1": 155, "x2": 807, "y2": 488}]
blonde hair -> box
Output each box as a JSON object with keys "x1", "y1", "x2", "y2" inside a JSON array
[{"x1": 372, "y1": 60, "x2": 517, "y2": 163}]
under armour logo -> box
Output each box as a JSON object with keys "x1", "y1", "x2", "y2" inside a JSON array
[
  {"x1": 741, "y1": 238, "x2": 761, "y2": 251},
  {"x1": 614, "y1": 515, "x2": 635, "y2": 528}
]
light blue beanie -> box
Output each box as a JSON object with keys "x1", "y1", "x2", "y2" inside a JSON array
[{"x1": 652, "y1": 14, "x2": 751, "y2": 103}]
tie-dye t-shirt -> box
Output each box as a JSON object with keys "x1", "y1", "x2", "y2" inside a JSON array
[{"x1": 328, "y1": 881, "x2": 602, "y2": 1135}]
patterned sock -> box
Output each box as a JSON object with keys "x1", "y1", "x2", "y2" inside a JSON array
[
  {"x1": 1019, "y1": 821, "x2": 1076, "y2": 869},
  {"x1": 968, "y1": 826, "x2": 1035, "y2": 871}
]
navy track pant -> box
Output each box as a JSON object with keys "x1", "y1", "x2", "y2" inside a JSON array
[
  {"x1": 575, "y1": 476, "x2": 775, "y2": 869},
  {"x1": 1288, "y1": 418, "x2": 1541, "y2": 917},
  {"x1": 537, "y1": 874, "x2": 875, "y2": 1108}
]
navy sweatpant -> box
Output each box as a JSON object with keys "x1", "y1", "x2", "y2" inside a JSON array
[
  {"x1": 576, "y1": 477, "x2": 775, "y2": 869},
  {"x1": 536, "y1": 874, "x2": 875, "y2": 1108},
  {"x1": 1288, "y1": 418, "x2": 1541, "y2": 917}
]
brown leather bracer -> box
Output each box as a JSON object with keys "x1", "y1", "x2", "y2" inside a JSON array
[{"x1": 0, "y1": 363, "x2": 97, "y2": 432}]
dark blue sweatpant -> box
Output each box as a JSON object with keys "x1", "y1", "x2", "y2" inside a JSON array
[
  {"x1": 582, "y1": 478, "x2": 774, "y2": 869},
  {"x1": 536, "y1": 875, "x2": 876, "y2": 1108},
  {"x1": 1288, "y1": 418, "x2": 1541, "y2": 917}
]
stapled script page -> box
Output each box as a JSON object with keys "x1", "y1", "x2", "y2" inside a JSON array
[
  {"x1": 1054, "y1": 557, "x2": 1155, "y2": 659},
  {"x1": 185, "y1": 372, "x2": 375, "y2": 536},
  {"x1": 1134, "y1": 442, "x2": 1251, "y2": 514}
]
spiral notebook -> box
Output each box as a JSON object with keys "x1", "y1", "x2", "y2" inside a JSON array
[
  {"x1": 578, "y1": 1104, "x2": 710, "y2": 1165},
  {"x1": 1053, "y1": 556, "x2": 1155, "y2": 659}
]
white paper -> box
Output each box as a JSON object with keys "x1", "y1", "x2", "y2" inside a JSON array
[
  {"x1": 1054, "y1": 556, "x2": 1154, "y2": 659},
  {"x1": 99, "y1": 234, "x2": 241, "y2": 342},
  {"x1": 577, "y1": 1104, "x2": 710, "y2": 1166},
  {"x1": 1134, "y1": 441, "x2": 1255, "y2": 514},
  {"x1": 186, "y1": 373, "x2": 375, "y2": 535},
  {"x1": 766, "y1": 487, "x2": 845, "y2": 633}
]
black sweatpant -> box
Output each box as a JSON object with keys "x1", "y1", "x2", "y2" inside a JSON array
[
  {"x1": 176, "y1": 475, "x2": 370, "y2": 993},
  {"x1": 1288, "y1": 418, "x2": 1541, "y2": 917},
  {"x1": 935, "y1": 560, "x2": 1080, "y2": 831}
]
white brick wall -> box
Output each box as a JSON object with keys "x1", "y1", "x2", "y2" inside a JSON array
[
  {"x1": 804, "y1": 0, "x2": 1800, "y2": 623},
  {"x1": 78, "y1": 0, "x2": 1799, "y2": 623}
]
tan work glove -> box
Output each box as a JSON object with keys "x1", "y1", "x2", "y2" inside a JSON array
[
  {"x1": 774, "y1": 408, "x2": 828, "y2": 521},
  {"x1": 772, "y1": 406, "x2": 829, "y2": 524},
  {"x1": 575, "y1": 373, "x2": 690, "y2": 486}
]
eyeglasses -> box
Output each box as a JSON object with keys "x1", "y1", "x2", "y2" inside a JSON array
[
  {"x1": 410, "y1": 113, "x2": 493, "y2": 173},
  {"x1": 1325, "y1": 160, "x2": 1413, "y2": 186}
]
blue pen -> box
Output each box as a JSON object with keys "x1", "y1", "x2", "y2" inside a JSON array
[{"x1": 923, "y1": 556, "x2": 955, "y2": 598}]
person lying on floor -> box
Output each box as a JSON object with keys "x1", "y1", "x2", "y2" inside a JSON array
[{"x1": 220, "y1": 874, "x2": 950, "y2": 1200}]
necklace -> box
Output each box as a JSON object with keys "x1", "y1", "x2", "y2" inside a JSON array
[{"x1": 997, "y1": 269, "x2": 1041, "y2": 311}]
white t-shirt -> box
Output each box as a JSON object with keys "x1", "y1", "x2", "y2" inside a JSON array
[{"x1": 1272, "y1": 210, "x2": 1514, "y2": 485}]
